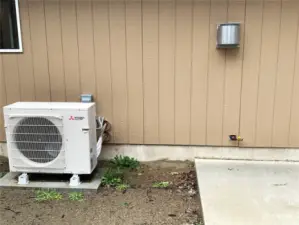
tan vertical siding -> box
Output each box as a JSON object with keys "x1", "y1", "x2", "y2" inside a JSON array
[
  {"x1": 222, "y1": 0, "x2": 245, "y2": 147},
  {"x1": 2, "y1": 55, "x2": 20, "y2": 104},
  {"x1": 190, "y1": 0, "x2": 210, "y2": 145},
  {"x1": 206, "y1": 0, "x2": 227, "y2": 145},
  {"x1": 93, "y1": 0, "x2": 113, "y2": 128},
  {"x1": 109, "y1": 0, "x2": 128, "y2": 143},
  {"x1": 60, "y1": 0, "x2": 81, "y2": 102},
  {"x1": 0, "y1": 55, "x2": 6, "y2": 139},
  {"x1": 28, "y1": 0, "x2": 51, "y2": 101},
  {"x1": 126, "y1": 0, "x2": 144, "y2": 143},
  {"x1": 159, "y1": 0, "x2": 175, "y2": 144},
  {"x1": 239, "y1": 0, "x2": 264, "y2": 147},
  {"x1": 255, "y1": 0, "x2": 281, "y2": 147},
  {"x1": 1, "y1": 0, "x2": 299, "y2": 148},
  {"x1": 76, "y1": 0, "x2": 96, "y2": 98},
  {"x1": 174, "y1": 0, "x2": 193, "y2": 144},
  {"x1": 289, "y1": 19, "x2": 299, "y2": 147},
  {"x1": 143, "y1": 0, "x2": 159, "y2": 144},
  {"x1": 272, "y1": 0, "x2": 299, "y2": 147},
  {"x1": 44, "y1": 0, "x2": 66, "y2": 102},
  {"x1": 18, "y1": 0, "x2": 35, "y2": 101}
]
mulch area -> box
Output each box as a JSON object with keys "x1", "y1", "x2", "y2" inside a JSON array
[{"x1": 0, "y1": 157, "x2": 203, "y2": 225}]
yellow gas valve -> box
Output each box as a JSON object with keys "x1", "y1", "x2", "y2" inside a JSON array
[{"x1": 229, "y1": 135, "x2": 243, "y2": 141}]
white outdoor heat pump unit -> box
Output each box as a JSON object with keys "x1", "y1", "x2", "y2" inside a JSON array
[{"x1": 3, "y1": 102, "x2": 98, "y2": 185}]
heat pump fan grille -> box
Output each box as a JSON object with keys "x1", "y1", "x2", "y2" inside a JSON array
[{"x1": 13, "y1": 117, "x2": 63, "y2": 163}]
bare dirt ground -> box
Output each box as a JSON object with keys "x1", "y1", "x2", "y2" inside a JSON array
[{"x1": 0, "y1": 156, "x2": 203, "y2": 225}]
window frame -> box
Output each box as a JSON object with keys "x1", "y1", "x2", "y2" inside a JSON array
[{"x1": 0, "y1": 0, "x2": 23, "y2": 53}]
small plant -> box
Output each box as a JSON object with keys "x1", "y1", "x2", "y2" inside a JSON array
[
  {"x1": 35, "y1": 190, "x2": 63, "y2": 202},
  {"x1": 101, "y1": 168, "x2": 123, "y2": 187},
  {"x1": 116, "y1": 183, "x2": 130, "y2": 192},
  {"x1": 0, "y1": 172, "x2": 6, "y2": 178},
  {"x1": 110, "y1": 155, "x2": 139, "y2": 170},
  {"x1": 152, "y1": 181, "x2": 170, "y2": 188},
  {"x1": 69, "y1": 192, "x2": 84, "y2": 201},
  {"x1": 121, "y1": 202, "x2": 129, "y2": 207}
]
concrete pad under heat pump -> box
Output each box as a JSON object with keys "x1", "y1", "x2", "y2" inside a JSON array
[
  {"x1": 0, "y1": 169, "x2": 102, "y2": 193},
  {"x1": 195, "y1": 159, "x2": 299, "y2": 225}
]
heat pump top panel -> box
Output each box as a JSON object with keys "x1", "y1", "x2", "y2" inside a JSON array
[{"x1": 4, "y1": 102, "x2": 95, "y2": 111}]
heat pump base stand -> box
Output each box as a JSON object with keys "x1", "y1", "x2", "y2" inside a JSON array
[
  {"x1": 69, "y1": 174, "x2": 81, "y2": 186},
  {"x1": 18, "y1": 173, "x2": 29, "y2": 185}
]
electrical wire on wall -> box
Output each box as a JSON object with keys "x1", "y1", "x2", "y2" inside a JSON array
[{"x1": 96, "y1": 117, "x2": 111, "y2": 143}]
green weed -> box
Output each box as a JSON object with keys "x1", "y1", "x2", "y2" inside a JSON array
[
  {"x1": 35, "y1": 190, "x2": 63, "y2": 202},
  {"x1": 101, "y1": 168, "x2": 123, "y2": 187},
  {"x1": 121, "y1": 202, "x2": 129, "y2": 206},
  {"x1": 116, "y1": 183, "x2": 130, "y2": 191},
  {"x1": 152, "y1": 181, "x2": 170, "y2": 188},
  {"x1": 110, "y1": 155, "x2": 139, "y2": 170},
  {"x1": 69, "y1": 192, "x2": 84, "y2": 201},
  {"x1": 102, "y1": 155, "x2": 139, "y2": 189}
]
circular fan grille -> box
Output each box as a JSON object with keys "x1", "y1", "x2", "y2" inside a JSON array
[{"x1": 13, "y1": 117, "x2": 62, "y2": 163}]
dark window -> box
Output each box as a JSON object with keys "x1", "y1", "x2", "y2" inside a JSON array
[{"x1": 0, "y1": 0, "x2": 21, "y2": 50}]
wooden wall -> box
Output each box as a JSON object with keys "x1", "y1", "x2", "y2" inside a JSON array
[{"x1": 1, "y1": 0, "x2": 299, "y2": 148}]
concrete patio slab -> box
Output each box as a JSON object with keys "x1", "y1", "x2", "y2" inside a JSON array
[
  {"x1": 0, "y1": 169, "x2": 102, "y2": 193},
  {"x1": 195, "y1": 159, "x2": 299, "y2": 225}
]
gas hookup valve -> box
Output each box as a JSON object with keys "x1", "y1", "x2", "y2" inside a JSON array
[{"x1": 229, "y1": 135, "x2": 243, "y2": 141}]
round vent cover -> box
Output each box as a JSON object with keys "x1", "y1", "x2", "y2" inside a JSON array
[{"x1": 13, "y1": 117, "x2": 62, "y2": 163}]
